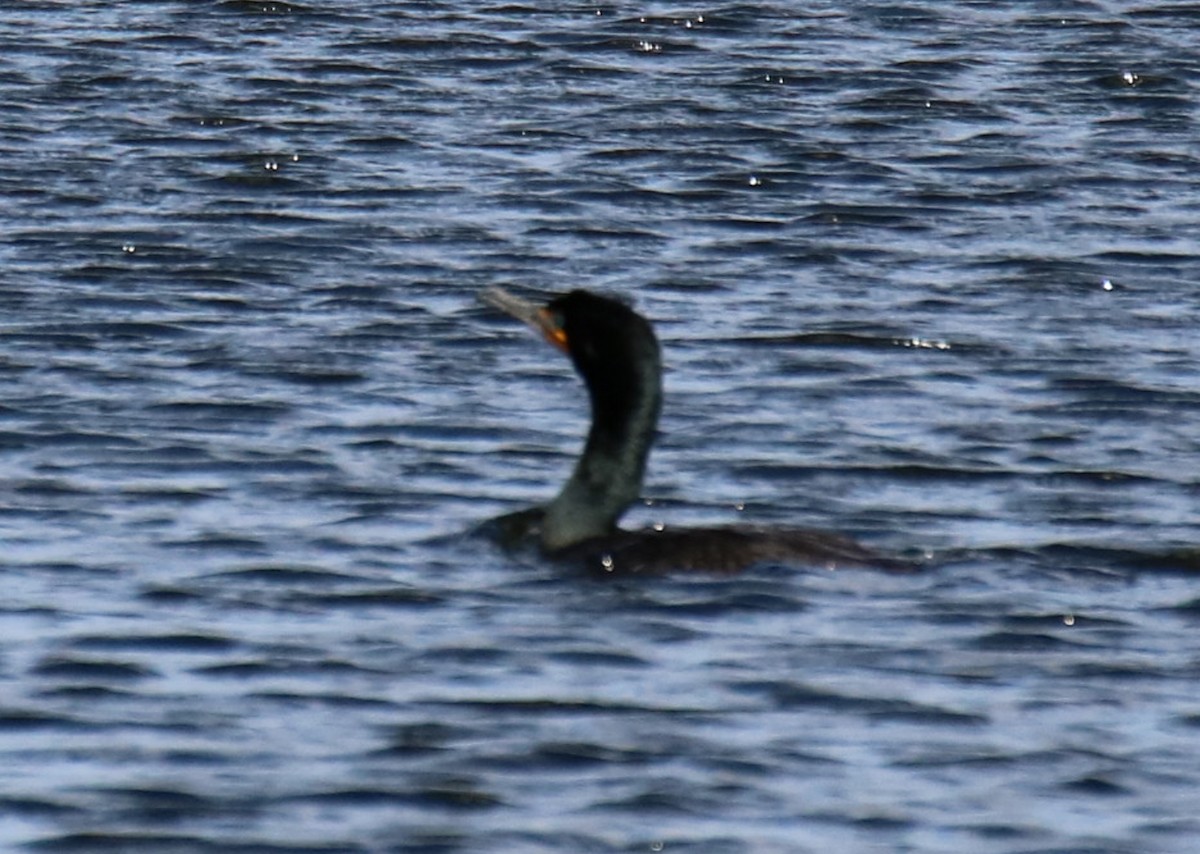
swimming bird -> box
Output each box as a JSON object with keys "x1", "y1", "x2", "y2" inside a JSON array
[{"x1": 479, "y1": 287, "x2": 914, "y2": 575}]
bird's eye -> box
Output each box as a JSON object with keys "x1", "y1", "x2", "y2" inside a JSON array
[{"x1": 538, "y1": 309, "x2": 569, "y2": 351}]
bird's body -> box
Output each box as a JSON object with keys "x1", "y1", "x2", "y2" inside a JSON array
[{"x1": 480, "y1": 287, "x2": 915, "y2": 575}]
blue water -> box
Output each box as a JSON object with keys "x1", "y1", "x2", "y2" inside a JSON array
[{"x1": 2, "y1": 2, "x2": 1199, "y2": 852}]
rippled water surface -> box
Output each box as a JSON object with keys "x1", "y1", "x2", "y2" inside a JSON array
[{"x1": 2, "y1": 2, "x2": 1200, "y2": 852}]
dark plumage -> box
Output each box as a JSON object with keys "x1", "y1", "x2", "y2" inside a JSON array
[{"x1": 480, "y1": 287, "x2": 915, "y2": 575}]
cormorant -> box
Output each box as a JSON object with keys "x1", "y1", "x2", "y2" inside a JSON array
[{"x1": 480, "y1": 287, "x2": 915, "y2": 575}]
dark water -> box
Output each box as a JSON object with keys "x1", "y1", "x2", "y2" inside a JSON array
[{"x1": 3, "y1": 2, "x2": 1199, "y2": 851}]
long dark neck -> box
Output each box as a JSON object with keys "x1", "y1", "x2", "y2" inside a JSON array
[{"x1": 541, "y1": 332, "x2": 662, "y2": 552}]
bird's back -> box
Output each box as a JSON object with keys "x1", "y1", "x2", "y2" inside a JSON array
[{"x1": 564, "y1": 525, "x2": 919, "y2": 576}]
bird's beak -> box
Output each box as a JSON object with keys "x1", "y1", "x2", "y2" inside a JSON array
[{"x1": 480, "y1": 287, "x2": 569, "y2": 352}]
